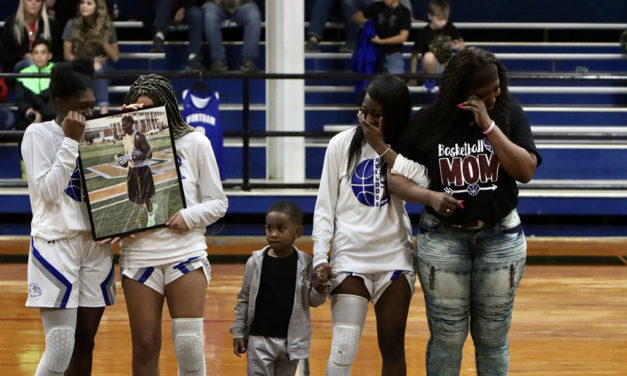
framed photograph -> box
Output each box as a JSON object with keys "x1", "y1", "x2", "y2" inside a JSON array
[{"x1": 78, "y1": 105, "x2": 186, "y2": 240}]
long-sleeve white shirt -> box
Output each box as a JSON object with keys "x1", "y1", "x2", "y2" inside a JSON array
[
  {"x1": 312, "y1": 128, "x2": 429, "y2": 274},
  {"x1": 21, "y1": 120, "x2": 91, "y2": 240},
  {"x1": 119, "y1": 131, "x2": 228, "y2": 267}
]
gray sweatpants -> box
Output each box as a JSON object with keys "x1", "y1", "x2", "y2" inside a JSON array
[{"x1": 246, "y1": 335, "x2": 300, "y2": 376}]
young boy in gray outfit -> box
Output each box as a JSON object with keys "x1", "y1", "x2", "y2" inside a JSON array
[{"x1": 231, "y1": 201, "x2": 329, "y2": 376}]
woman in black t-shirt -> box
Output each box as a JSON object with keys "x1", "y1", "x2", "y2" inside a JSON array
[{"x1": 385, "y1": 47, "x2": 541, "y2": 375}]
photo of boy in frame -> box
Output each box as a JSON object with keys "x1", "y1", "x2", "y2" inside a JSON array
[{"x1": 78, "y1": 105, "x2": 186, "y2": 240}]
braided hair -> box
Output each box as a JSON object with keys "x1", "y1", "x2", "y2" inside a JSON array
[{"x1": 124, "y1": 74, "x2": 194, "y2": 139}]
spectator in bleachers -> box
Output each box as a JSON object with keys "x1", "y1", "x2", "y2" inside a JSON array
[
  {"x1": 14, "y1": 39, "x2": 56, "y2": 131},
  {"x1": 138, "y1": 0, "x2": 173, "y2": 53},
  {"x1": 172, "y1": 0, "x2": 208, "y2": 71},
  {"x1": 62, "y1": 0, "x2": 119, "y2": 114},
  {"x1": 43, "y1": 0, "x2": 80, "y2": 34},
  {"x1": 410, "y1": 0, "x2": 464, "y2": 89},
  {"x1": 306, "y1": 0, "x2": 371, "y2": 53},
  {"x1": 351, "y1": 0, "x2": 411, "y2": 74},
  {"x1": 0, "y1": 0, "x2": 62, "y2": 72},
  {"x1": 0, "y1": 68, "x2": 16, "y2": 130},
  {"x1": 305, "y1": 0, "x2": 415, "y2": 53},
  {"x1": 200, "y1": 0, "x2": 262, "y2": 73},
  {"x1": 44, "y1": 0, "x2": 57, "y2": 18}
]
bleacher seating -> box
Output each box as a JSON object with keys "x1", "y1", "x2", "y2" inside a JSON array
[{"x1": 1, "y1": 17, "x2": 627, "y2": 249}]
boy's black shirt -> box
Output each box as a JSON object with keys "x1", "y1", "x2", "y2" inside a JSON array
[
  {"x1": 249, "y1": 250, "x2": 298, "y2": 338},
  {"x1": 362, "y1": 2, "x2": 411, "y2": 54}
]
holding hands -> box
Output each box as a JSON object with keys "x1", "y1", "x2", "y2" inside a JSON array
[{"x1": 313, "y1": 262, "x2": 332, "y2": 294}]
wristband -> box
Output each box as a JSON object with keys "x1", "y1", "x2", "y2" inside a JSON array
[
  {"x1": 483, "y1": 120, "x2": 496, "y2": 135},
  {"x1": 379, "y1": 145, "x2": 391, "y2": 158}
]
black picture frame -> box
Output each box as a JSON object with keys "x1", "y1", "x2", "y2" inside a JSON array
[{"x1": 78, "y1": 105, "x2": 186, "y2": 240}]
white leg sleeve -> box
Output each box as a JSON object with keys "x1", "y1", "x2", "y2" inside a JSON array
[
  {"x1": 172, "y1": 318, "x2": 206, "y2": 376},
  {"x1": 35, "y1": 308, "x2": 77, "y2": 376},
  {"x1": 326, "y1": 294, "x2": 369, "y2": 376}
]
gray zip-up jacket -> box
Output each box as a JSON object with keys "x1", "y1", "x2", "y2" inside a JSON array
[{"x1": 230, "y1": 246, "x2": 327, "y2": 359}]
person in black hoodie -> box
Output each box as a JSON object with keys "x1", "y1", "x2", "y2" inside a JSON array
[{"x1": 1, "y1": 0, "x2": 62, "y2": 72}]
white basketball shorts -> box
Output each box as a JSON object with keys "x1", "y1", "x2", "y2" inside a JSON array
[
  {"x1": 121, "y1": 255, "x2": 211, "y2": 295},
  {"x1": 26, "y1": 234, "x2": 115, "y2": 308}
]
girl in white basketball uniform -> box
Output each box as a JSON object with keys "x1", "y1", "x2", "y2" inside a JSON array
[
  {"x1": 312, "y1": 74, "x2": 430, "y2": 376},
  {"x1": 117, "y1": 74, "x2": 227, "y2": 376},
  {"x1": 22, "y1": 58, "x2": 115, "y2": 376}
]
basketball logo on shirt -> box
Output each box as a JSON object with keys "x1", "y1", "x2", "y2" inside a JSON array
[
  {"x1": 351, "y1": 158, "x2": 389, "y2": 207},
  {"x1": 65, "y1": 166, "x2": 84, "y2": 202}
]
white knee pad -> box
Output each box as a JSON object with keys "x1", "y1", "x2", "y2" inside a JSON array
[
  {"x1": 36, "y1": 309, "x2": 77, "y2": 376},
  {"x1": 172, "y1": 318, "x2": 205, "y2": 375},
  {"x1": 326, "y1": 294, "x2": 369, "y2": 375},
  {"x1": 42, "y1": 327, "x2": 75, "y2": 374}
]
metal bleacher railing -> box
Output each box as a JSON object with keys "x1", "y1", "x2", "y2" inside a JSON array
[
  {"x1": 1, "y1": 21, "x2": 626, "y2": 211},
  {"x1": 1, "y1": 70, "x2": 626, "y2": 191}
]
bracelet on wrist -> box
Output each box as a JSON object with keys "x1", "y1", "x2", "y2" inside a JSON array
[
  {"x1": 379, "y1": 144, "x2": 391, "y2": 158},
  {"x1": 483, "y1": 120, "x2": 496, "y2": 135}
]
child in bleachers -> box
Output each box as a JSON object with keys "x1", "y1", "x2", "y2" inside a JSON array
[
  {"x1": 231, "y1": 200, "x2": 328, "y2": 376},
  {"x1": 410, "y1": 0, "x2": 464, "y2": 89},
  {"x1": 351, "y1": 0, "x2": 412, "y2": 74},
  {"x1": 14, "y1": 39, "x2": 56, "y2": 131}
]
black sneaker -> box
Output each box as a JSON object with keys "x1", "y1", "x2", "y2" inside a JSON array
[
  {"x1": 186, "y1": 56, "x2": 205, "y2": 71},
  {"x1": 209, "y1": 60, "x2": 228, "y2": 73},
  {"x1": 305, "y1": 39, "x2": 320, "y2": 52},
  {"x1": 239, "y1": 57, "x2": 259, "y2": 73},
  {"x1": 151, "y1": 36, "x2": 165, "y2": 53}
]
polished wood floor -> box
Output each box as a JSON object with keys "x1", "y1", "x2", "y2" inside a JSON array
[{"x1": 0, "y1": 262, "x2": 625, "y2": 375}]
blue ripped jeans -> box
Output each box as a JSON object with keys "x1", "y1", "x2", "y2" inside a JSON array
[{"x1": 416, "y1": 209, "x2": 527, "y2": 376}]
